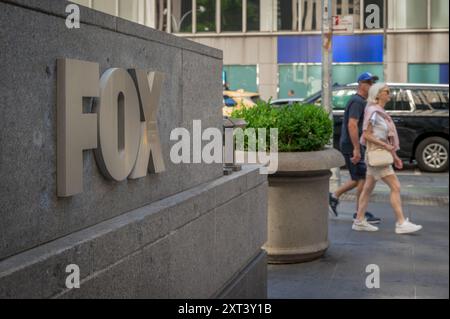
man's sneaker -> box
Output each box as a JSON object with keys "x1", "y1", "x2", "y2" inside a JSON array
[
  {"x1": 395, "y1": 219, "x2": 423, "y2": 235},
  {"x1": 353, "y1": 212, "x2": 381, "y2": 224},
  {"x1": 352, "y1": 219, "x2": 379, "y2": 232},
  {"x1": 329, "y1": 193, "x2": 339, "y2": 216}
]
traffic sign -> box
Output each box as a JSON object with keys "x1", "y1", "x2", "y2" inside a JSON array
[{"x1": 332, "y1": 15, "x2": 354, "y2": 33}]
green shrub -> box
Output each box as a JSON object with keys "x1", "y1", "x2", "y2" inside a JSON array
[{"x1": 231, "y1": 101, "x2": 332, "y2": 152}]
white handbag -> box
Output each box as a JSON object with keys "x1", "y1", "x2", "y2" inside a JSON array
[{"x1": 367, "y1": 148, "x2": 394, "y2": 167}]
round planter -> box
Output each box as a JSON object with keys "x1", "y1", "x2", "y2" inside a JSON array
[{"x1": 264, "y1": 148, "x2": 345, "y2": 264}]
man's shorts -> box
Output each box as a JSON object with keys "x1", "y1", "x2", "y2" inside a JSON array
[{"x1": 343, "y1": 152, "x2": 367, "y2": 181}]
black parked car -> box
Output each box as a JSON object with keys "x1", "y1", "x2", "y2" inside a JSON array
[{"x1": 281, "y1": 83, "x2": 450, "y2": 172}]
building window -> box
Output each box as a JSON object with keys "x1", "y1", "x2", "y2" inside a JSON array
[
  {"x1": 431, "y1": 0, "x2": 449, "y2": 29},
  {"x1": 279, "y1": 63, "x2": 385, "y2": 99},
  {"x1": 222, "y1": 0, "x2": 243, "y2": 32},
  {"x1": 388, "y1": 0, "x2": 427, "y2": 29},
  {"x1": 156, "y1": 0, "x2": 169, "y2": 31},
  {"x1": 247, "y1": 0, "x2": 261, "y2": 31},
  {"x1": 223, "y1": 65, "x2": 258, "y2": 92},
  {"x1": 171, "y1": 0, "x2": 193, "y2": 33},
  {"x1": 333, "y1": 64, "x2": 384, "y2": 86},
  {"x1": 197, "y1": 0, "x2": 216, "y2": 32},
  {"x1": 278, "y1": 64, "x2": 321, "y2": 98},
  {"x1": 409, "y1": 64, "x2": 449, "y2": 84},
  {"x1": 278, "y1": 0, "x2": 298, "y2": 31}
]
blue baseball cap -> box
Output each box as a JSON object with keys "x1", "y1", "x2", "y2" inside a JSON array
[{"x1": 357, "y1": 72, "x2": 379, "y2": 83}]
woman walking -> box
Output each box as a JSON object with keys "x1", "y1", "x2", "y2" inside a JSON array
[{"x1": 352, "y1": 83, "x2": 423, "y2": 234}]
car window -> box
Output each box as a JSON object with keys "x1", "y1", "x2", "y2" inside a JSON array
[
  {"x1": 385, "y1": 89, "x2": 411, "y2": 112},
  {"x1": 428, "y1": 90, "x2": 449, "y2": 110},
  {"x1": 410, "y1": 89, "x2": 449, "y2": 110},
  {"x1": 411, "y1": 90, "x2": 432, "y2": 110},
  {"x1": 332, "y1": 89, "x2": 357, "y2": 110},
  {"x1": 435, "y1": 90, "x2": 449, "y2": 110}
]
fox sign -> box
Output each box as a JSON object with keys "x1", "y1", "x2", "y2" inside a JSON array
[{"x1": 57, "y1": 58, "x2": 166, "y2": 197}]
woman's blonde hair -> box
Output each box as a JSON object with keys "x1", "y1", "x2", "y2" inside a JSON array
[{"x1": 367, "y1": 82, "x2": 388, "y2": 104}]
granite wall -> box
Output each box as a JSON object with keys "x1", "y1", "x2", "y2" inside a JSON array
[{"x1": 0, "y1": 0, "x2": 268, "y2": 298}]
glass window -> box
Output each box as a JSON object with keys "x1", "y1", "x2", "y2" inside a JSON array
[
  {"x1": 388, "y1": 0, "x2": 427, "y2": 29},
  {"x1": 333, "y1": 64, "x2": 384, "y2": 85},
  {"x1": 408, "y1": 64, "x2": 441, "y2": 84},
  {"x1": 301, "y1": 0, "x2": 320, "y2": 31},
  {"x1": 301, "y1": 0, "x2": 361, "y2": 31},
  {"x1": 278, "y1": 64, "x2": 321, "y2": 99},
  {"x1": 155, "y1": 0, "x2": 169, "y2": 31},
  {"x1": 197, "y1": 0, "x2": 216, "y2": 32},
  {"x1": 431, "y1": 0, "x2": 449, "y2": 28},
  {"x1": 413, "y1": 90, "x2": 449, "y2": 110},
  {"x1": 278, "y1": 0, "x2": 298, "y2": 31},
  {"x1": 171, "y1": 0, "x2": 193, "y2": 32},
  {"x1": 223, "y1": 65, "x2": 258, "y2": 92},
  {"x1": 385, "y1": 89, "x2": 411, "y2": 111},
  {"x1": 332, "y1": 89, "x2": 357, "y2": 110},
  {"x1": 247, "y1": 0, "x2": 260, "y2": 31},
  {"x1": 221, "y1": 0, "x2": 243, "y2": 32},
  {"x1": 411, "y1": 90, "x2": 433, "y2": 111},
  {"x1": 363, "y1": 0, "x2": 384, "y2": 29}
]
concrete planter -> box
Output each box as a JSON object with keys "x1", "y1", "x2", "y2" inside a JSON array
[{"x1": 264, "y1": 148, "x2": 345, "y2": 264}]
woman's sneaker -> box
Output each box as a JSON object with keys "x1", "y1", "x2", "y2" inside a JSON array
[
  {"x1": 395, "y1": 219, "x2": 423, "y2": 234},
  {"x1": 352, "y1": 219, "x2": 379, "y2": 232}
]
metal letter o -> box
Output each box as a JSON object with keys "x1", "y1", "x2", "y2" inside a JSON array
[{"x1": 94, "y1": 68, "x2": 141, "y2": 181}]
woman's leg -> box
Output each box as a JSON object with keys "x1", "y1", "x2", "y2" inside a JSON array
[
  {"x1": 355, "y1": 175, "x2": 377, "y2": 221},
  {"x1": 381, "y1": 174, "x2": 406, "y2": 224}
]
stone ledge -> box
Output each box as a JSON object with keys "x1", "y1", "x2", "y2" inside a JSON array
[
  {"x1": 214, "y1": 250, "x2": 267, "y2": 299},
  {"x1": 1, "y1": 0, "x2": 223, "y2": 59},
  {"x1": 0, "y1": 165, "x2": 267, "y2": 298}
]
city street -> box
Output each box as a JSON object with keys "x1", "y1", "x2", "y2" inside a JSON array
[{"x1": 268, "y1": 167, "x2": 449, "y2": 299}]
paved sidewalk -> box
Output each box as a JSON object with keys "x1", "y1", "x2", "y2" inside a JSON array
[{"x1": 268, "y1": 201, "x2": 449, "y2": 299}]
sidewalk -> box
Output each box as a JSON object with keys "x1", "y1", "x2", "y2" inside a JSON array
[{"x1": 268, "y1": 200, "x2": 449, "y2": 299}]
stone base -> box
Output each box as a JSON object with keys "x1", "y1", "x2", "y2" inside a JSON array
[
  {"x1": 215, "y1": 250, "x2": 267, "y2": 299},
  {"x1": 266, "y1": 245, "x2": 328, "y2": 264},
  {"x1": 0, "y1": 166, "x2": 268, "y2": 299}
]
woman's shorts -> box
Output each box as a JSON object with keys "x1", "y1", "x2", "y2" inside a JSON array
[{"x1": 365, "y1": 154, "x2": 395, "y2": 180}]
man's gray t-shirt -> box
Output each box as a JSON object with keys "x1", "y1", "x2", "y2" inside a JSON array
[{"x1": 339, "y1": 94, "x2": 367, "y2": 155}]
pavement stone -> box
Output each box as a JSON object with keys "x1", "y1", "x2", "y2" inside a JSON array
[{"x1": 268, "y1": 200, "x2": 449, "y2": 299}]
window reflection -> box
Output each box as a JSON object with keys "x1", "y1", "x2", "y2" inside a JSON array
[
  {"x1": 171, "y1": 0, "x2": 193, "y2": 33},
  {"x1": 197, "y1": 0, "x2": 216, "y2": 32},
  {"x1": 222, "y1": 0, "x2": 243, "y2": 32},
  {"x1": 247, "y1": 0, "x2": 260, "y2": 31}
]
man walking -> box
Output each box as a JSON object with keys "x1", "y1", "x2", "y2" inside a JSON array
[{"x1": 329, "y1": 72, "x2": 381, "y2": 224}]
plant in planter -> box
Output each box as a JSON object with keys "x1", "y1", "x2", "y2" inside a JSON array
[{"x1": 232, "y1": 102, "x2": 345, "y2": 264}]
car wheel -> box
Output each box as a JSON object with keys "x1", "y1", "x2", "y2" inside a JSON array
[{"x1": 415, "y1": 137, "x2": 449, "y2": 172}]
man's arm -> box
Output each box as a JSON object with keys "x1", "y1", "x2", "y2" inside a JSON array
[
  {"x1": 347, "y1": 100, "x2": 365, "y2": 164},
  {"x1": 348, "y1": 118, "x2": 361, "y2": 164}
]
